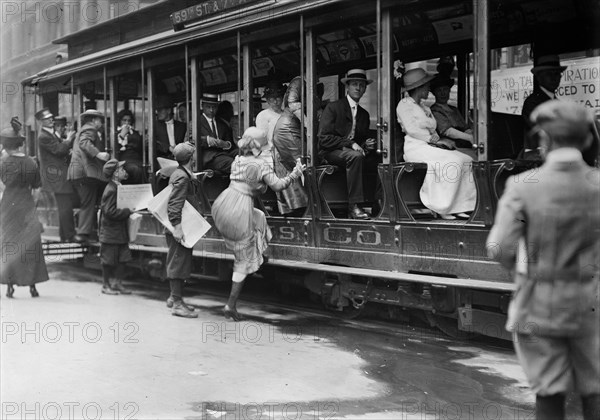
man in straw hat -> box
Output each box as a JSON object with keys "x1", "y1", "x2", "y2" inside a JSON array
[
  {"x1": 199, "y1": 92, "x2": 237, "y2": 175},
  {"x1": 487, "y1": 101, "x2": 599, "y2": 420},
  {"x1": 155, "y1": 95, "x2": 187, "y2": 162},
  {"x1": 165, "y1": 142, "x2": 201, "y2": 318},
  {"x1": 67, "y1": 109, "x2": 111, "y2": 243},
  {"x1": 521, "y1": 55, "x2": 567, "y2": 159},
  {"x1": 318, "y1": 68, "x2": 380, "y2": 219},
  {"x1": 36, "y1": 109, "x2": 76, "y2": 242}
]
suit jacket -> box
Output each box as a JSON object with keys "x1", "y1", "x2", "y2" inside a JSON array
[
  {"x1": 487, "y1": 149, "x2": 600, "y2": 336},
  {"x1": 167, "y1": 166, "x2": 201, "y2": 227},
  {"x1": 521, "y1": 89, "x2": 552, "y2": 150},
  {"x1": 317, "y1": 98, "x2": 371, "y2": 159},
  {"x1": 198, "y1": 114, "x2": 236, "y2": 166},
  {"x1": 38, "y1": 127, "x2": 73, "y2": 194},
  {"x1": 99, "y1": 181, "x2": 131, "y2": 244},
  {"x1": 155, "y1": 119, "x2": 187, "y2": 160},
  {"x1": 67, "y1": 123, "x2": 107, "y2": 182}
]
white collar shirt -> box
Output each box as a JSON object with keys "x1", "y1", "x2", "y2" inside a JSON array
[
  {"x1": 540, "y1": 86, "x2": 556, "y2": 100},
  {"x1": 203, "y1": 114, "x2": 218, "y2": 138},
  {"x1": 346, "y1": 95, "x2": 359, "y2": 140},
  {"x1": 165, "y1": 118, "x2": 175, "y2": 147}
]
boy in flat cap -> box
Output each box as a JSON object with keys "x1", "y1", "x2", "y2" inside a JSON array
[
  {"x1": 487, "y1": 101, "x2": 599, "y2": 420},
  {"x1": 165, "y1": 142, "x2": 201, "y2": 318},
  {"x1": 99, "y1": 159, "x2": 133, "y2": 295}
]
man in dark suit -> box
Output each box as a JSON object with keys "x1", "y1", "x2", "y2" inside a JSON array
[
  {"x1": 520, "y1": 55, "x2": 567, "y2": 159},
  {"x1": 318, "y1": 69, "x2": 379, "y2": 219},
  {"x1": 198, "y1": 93, "x2": 237, "y2": 175},
  {"x1": 36, "y1": 109, "x2": 76, "y2": 242},
  {"x1": 488, "y1": 101, "x2": 599, "y2": 420},
  {"x1": 67, "y1": 109, "x2": 111, "y2": 243},
  {"x1": 155, "y1": 95, "x2": 187, "y2": 163}
]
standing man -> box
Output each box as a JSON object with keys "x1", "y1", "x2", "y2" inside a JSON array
[
  {"x1": 165, "y1": 142, "x2": 200, "y2": 318},
  {"x1": 36, "y1": 109, "x2": 76, "y2": 242},
  {"x1": 487, "y1": 101, "x2": 599, "y2": 420},
  {"x1": 67, "y1": 109, "x2": 111, "y2": 243},
  {"x1": 198, "y1": 93, "x2": 237, "y2": 175},
  {"x1": 520, "y1": 55, "x2": 567, "y2": 159},
  {"x1": 155, "y1": 95, "x2": 187, "y2": 162},
  {"x1": 318, "y1": 69, "x2": 379, "y2": 219}
]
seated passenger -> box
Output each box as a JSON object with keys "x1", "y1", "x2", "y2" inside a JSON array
[
  {"x1": 198, "y1": 93, "x2": 238, "y2": 175},
  {"x1": 272, "y1": 77, "x2": 309, "y2": 215},
  {"x1": 430, "y1": 75, "x2": 476, "y2": 159},
  {"x1": 115, "y1": 109, "x2": 145, "y2": 183},
  {"x1": 154, "y1": 95, "x2": 186, "y2": 162},
  {"x1": 317, "y1": 68, "x2": 379, "y2": 220},
  {"x1": 396, "y1": 68, "x2": 476, "y2": 220}
]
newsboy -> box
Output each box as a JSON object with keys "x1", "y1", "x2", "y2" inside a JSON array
[{"x1": 487, "y1": 101, "x2": 599, "y2": 420}]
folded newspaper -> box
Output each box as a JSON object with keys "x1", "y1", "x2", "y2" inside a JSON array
[{"x1": 146, "y1": 185, "x2": 211, "y2": 248}]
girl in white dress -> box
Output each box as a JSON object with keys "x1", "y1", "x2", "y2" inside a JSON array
[{"x1": 396, "y1": 68, "x2": 476, "y2": 219}]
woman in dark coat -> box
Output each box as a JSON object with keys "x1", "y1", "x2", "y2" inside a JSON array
[
  {"x1": 0, "y1": 118, "x2": 49, "y2": 297},
  {"x1": 116, "y1": 109, "x2": 145, "y2": 183}
]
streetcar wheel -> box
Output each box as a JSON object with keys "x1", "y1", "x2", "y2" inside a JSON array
[{"x1": 426, "y1": 313, "x2": 476, "y2": 340}]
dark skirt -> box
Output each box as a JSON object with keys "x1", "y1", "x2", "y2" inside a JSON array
[{"x1": 0, "y1": 187, "x2": 49, "y2": 286}]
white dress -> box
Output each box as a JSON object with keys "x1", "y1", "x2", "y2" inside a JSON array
[
  {"x1": 255, "y1": 108, "x2": 282, "y2": 169},
  {"x1": 396, "y1": 96, "x2": 476, "y2": 215}
]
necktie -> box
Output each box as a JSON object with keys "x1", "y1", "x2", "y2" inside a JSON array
[
  {"x1": 349, "y1": 105, "x2": 356, "y2": 140},
  {"x1": 210, "y1": 119, "x2": 217, "y2": 137}
]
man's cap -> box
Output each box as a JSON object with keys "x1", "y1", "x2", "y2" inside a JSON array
[
  {"x1": 402, "y1": 68, "x2": 435, "y2": 91},
  {"x1": 173, "y1": 142, "x2": 196, "y2": 162},
  {"x1": 81, "y1": 109, "x2": 104, "y2": 119},
  {"x1": 531, "y1": 100, "x2": 593, "y2": 140},
  {"x1": 34, "y1": 108, "x2": 54, "y2": 121},
  {"x1": 103, "y1": 159, "x2": 126, "y2": 178},
  {"x1": 201, "y1": 93, "x2": 219, "y2": 104},
  {"x1": 531, "y1": 55, "x2": 567, "y2": 75},
  {"x1": 341, "y1": 69, "x2": 373, "y2": 85}
]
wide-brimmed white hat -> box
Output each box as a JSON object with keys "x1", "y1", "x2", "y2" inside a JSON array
[
  {"x1": 402, "y1": 68, "x2": 435, "y2": 91},
  {"x1": 80, "y1": 109, "x2": 104, "y2": 119},
  {"x1": 341, "y1": 69, "x2": 373, "y2": 85},
  {"x1": 531, "y1": 55, "x2": 567, "y2": 75}
]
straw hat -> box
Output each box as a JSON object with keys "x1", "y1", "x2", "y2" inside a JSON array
[
  {"x1": 341, "y1": 69, "x2": 373, "y2": 85},
  {"x1": 402, "y1": 68, "x2": 435, "y2": 91}
]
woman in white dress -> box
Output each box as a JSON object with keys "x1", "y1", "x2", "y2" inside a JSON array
[{"x1": 396, "y1": 68, "x2": 476, "y2": 220}]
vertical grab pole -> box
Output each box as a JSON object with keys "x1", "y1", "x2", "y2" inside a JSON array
[
  {"x1": 103, "y1": 66, "x2": 108, "y2": 153},
  {"x1": 109, "y1": 76, "x2": 117, "y2": 155},
  {"x1": 376, "y1": 0, "x2": 382, "y2": 154},
  {"x1": 305, "y1": 26, "x2": 316, "y2": 165},
  {"x1": 141, "y1": 56, "x2": 147, "y2": 174},
  {"x1": 473, "y1": 0, "x2": 489, "y2": 161},
  {"x1": 147, "y1": 67, "x2": 155, "y2": 176},
  {"x1": 22, "y1": 83, "x2": 29, "y2": 156},
  {"x1": 300, "y1": 14, "x2": 305, "y2": 161},
  {"x1": 185, "y1": 44, "x2": 190, "y2": 141},
  {"x1": 237, "y1": 31, "x2": 242, "y2": 140}
]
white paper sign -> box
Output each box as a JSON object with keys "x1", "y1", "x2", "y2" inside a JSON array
[
  {"x1": 146, "y1": 185, "x2": 211, "y2": 248},
  {"x1": 117, "y1": 184, "x2": 154, "y2": 211}
]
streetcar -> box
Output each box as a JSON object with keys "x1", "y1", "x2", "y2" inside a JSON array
[{"x1": 21, "y1": 0, "x2": 600, "y2": 339}]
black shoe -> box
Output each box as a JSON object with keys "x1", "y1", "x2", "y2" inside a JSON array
[
  {"x1": 223, "y1": 307, "x2": 242, "y2": 321},
  {"x1": 30, "y1": 285, "x2": 39, "y2": 298},
  {"x1": 6, "y1": 284, "x2": 14, "y2": 298},
  {"x1": 348, "y1": 204, "x2": 370, "y2": 220},
  {"x1": 73, "y1": 234, "x2": 90, "y2": 244},
  {"x1": 166, "y1": 296, "x2": 195, "y2": 311},
  {"x1": 172, "y1": 302, "x2": 198, "y2": 318}
]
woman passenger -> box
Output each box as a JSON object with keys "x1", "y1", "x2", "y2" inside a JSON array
[
  {"x1": 255, "y1": 82, "x2": 285, "y2": 162},
  {"x1": 396, "y1": 68, "x2": 476, "y2": 220},
  {"x1": 430, "y1": 75, "x2": 477, "y2": 159},
  {"x1": 0, "y1": 118, "x2": 49, "y2": 298},
  {"x1": 115, "y1": 109, "x2": 144, "y2": 183},
  {"x1": 272, "y1": 76, "x2": 309, "y2": 215},
  {"x1": 212, "y1": 127, "x2": 305, "y2": 321}
]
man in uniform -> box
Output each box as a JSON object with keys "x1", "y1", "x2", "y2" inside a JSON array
[
  {"x1": 67, "y1": 109, "x2": 111, "y2": 243},
  {"x1": 318, "y1": 68, "x2": 379, "y2": 219},
  {"x1": 36, "y1": 109, "x2": 76, "y2": 242},
  {"x1": 520, "y1": 55, "x2": 567, "y2": 159},
  {"x1": 487, "y1": 101, "x2": 599, "y2": 420}
]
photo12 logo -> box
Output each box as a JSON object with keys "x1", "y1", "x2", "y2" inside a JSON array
[
  {"x1": 1, "y1": 401, "x2": 139, "y2": 420},
  {"x1": 1, "y1": 321, "x2": 139, "y2": 344}
]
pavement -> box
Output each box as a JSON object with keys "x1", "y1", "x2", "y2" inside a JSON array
[{"x1": 0, "y1": 261, "x2": 549, "y2": 419}]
